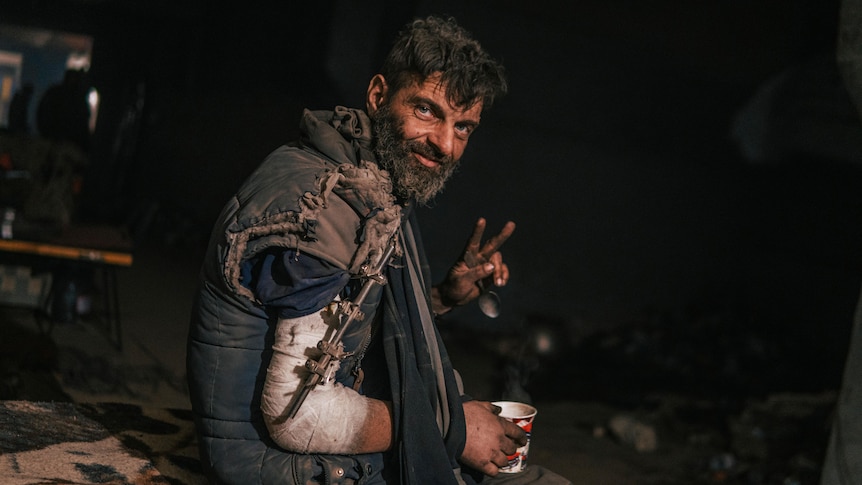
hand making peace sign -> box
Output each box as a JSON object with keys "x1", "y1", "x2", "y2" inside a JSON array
[{"x1": 431, "y1": 217, "x2": 516, "y2": 315}]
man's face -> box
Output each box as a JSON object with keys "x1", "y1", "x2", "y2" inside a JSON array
[{"x1": 371, "y1": 73, "x2": 483, "y2": 205}]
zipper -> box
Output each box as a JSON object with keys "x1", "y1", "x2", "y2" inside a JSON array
[{"x1": 351, "y1": 322, "x2": 374, "y2": 391}]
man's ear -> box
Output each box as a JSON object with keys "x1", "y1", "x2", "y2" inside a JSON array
[{"x1": 366, "y1": 74, "x2": 388, "y2": 115}]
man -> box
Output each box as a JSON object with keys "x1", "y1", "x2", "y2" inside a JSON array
[{"x1": 187, "y1": 15, "x2": 570, "y2": 484}]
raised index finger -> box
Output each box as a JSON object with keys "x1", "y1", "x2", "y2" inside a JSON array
[{"x1": 465, "y1": 218, "x2": 488, "y2": 253}]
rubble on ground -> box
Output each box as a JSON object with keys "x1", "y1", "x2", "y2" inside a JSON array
[{"x1": 446, "y1": 304, "x2": 844, "y2": 485}]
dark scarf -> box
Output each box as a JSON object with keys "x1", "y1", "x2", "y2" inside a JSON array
[{"x1": 377, "y1": 212, "x2": 474, "y2": 484}]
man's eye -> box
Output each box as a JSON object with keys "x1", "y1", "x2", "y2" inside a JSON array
[
  {"x1": 416, "y1": 105, "x2": 432, "y2": 116},
  {"x1": 455, "y1": 124, "x2": 473, "y2": 136}
]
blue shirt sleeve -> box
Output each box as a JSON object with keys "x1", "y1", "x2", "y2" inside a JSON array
[{"x1": 240, "y1": 248, "x2": 350, "y2": 319}]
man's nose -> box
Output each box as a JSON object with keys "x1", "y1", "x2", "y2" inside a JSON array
[{"x1": 427, "y1": 124, "x2": 455, "y2": 158}]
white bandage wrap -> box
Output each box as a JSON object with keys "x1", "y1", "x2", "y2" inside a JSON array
[{"x1": 261, "y1": 309, "x2": 371, "y2": 454}]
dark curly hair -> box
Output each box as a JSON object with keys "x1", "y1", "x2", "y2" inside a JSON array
[{"x1": 380, "y1": 16, "x2": 508, "y2": 110}]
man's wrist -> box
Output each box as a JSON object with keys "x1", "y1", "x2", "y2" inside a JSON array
[{"x1": 430, "y1": 286, "x2": 453, "y2": 315}]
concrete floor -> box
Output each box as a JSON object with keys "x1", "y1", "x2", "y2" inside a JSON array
[{"x1": 0, "y1": 234, "x2": 839, "y2": 484}]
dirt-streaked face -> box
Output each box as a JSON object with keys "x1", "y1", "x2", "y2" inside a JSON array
[{"x1": 368, "y1": 72, "x2": 483, "y2": 205}]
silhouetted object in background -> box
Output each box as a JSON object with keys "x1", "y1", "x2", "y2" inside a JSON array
[
  {"x1": 25, "y1": 70, "x2": 92, "y2": 226},
  {"x1": 7, "y1": 83, "x2": 34, "y2": 134},
  {"x1": 36, "y1": 69, "x2": 92, "y2": 154}
]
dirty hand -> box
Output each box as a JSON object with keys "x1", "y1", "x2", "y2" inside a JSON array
[
  {"x1": 460, "y1": 400, "x2": 527, "y2": 476},
  {"x1": 431, "y1": 218, "x2": 515, "y2": 314}
]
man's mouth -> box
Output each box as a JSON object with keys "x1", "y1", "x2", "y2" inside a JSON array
[{"x1": 412, "y1": 152, "x2": 441, "y2": 169}]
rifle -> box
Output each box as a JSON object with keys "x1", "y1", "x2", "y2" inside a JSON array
[{"x1": 283, "y1": 235, "x2": 398, "y2": 421}]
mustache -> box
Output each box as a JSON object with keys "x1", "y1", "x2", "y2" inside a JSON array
[{"x1": 406, "y1": 140, "x2": 454, "y2": 166}]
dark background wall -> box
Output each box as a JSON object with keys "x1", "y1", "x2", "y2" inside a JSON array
[{"x1": 2, "y1": 0, "x2": 861, "y2": 391}]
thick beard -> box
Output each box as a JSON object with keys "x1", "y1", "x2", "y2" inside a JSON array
[{"x1": 371, "y1": 104, "x2": 459, "y2": 206}]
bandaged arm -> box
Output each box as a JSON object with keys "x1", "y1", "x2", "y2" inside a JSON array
[{"x1": 260, "y1": 309, "x2": 393, "y2": 454}]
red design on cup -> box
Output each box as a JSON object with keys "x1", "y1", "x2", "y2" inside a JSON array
[{"x1": 493, "y1": 401, "x2": 537, "y2": 473}]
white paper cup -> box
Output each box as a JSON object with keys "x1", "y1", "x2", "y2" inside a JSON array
[{"x1": 492, "y1": 401, "x2": 537, "y2": 473}]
